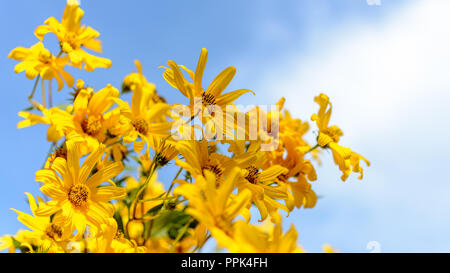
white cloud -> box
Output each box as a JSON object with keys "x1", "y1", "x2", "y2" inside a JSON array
[
  {"x1": 262, "y1": 0, "x2": 450, "y2": 146},
  {"x1": 255, "y1": 0, "x2": 450, "y2": 251}
]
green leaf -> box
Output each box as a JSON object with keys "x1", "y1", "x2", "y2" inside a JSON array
[
  {"x1": 22, "y1": 105, "x2": 36, "y2": 111},
  {"x1": 148, "y1": 210, "x2": 192, "y2": 239}
]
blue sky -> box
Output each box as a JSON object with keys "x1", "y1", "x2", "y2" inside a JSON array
[{"x1": 2, "y1": 0, "x2": 450, "y2": 252}]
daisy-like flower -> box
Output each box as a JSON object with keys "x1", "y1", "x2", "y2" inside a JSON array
[
  {"x1": 229, "y1": 141, "x2": 290, "y2": 222},
  {"x1": 174, "y1": 167, "x2": 251, "y2": 243},
  {"x1": 88, "y1": 218, "x2": 145, "y2": 253},
  {"x1": 51, "y1": 84, "x2": 122, "y2": 154},
  {"x1": 275, "y1": 155, "x2": 318, "y2": 211},
  {"x1": 8, "y1": 42, "x2": 74, "y2": 91},
  {"x1": 34, "y1": 0, "x2": 112, "y2": 72},
  {"x1": 161, "y1": 48, "x2": 254, "y2": 116},
  {"x1": 34, "y1": 141, "x2": 125, "y2": 236},
  {"x1": 175, "y1": 139, "x2": 234, "y2": 182},
  {"x1": 11, "y1": 193, "x2": 72, "y2": 253},
  {"x1": 311, "y1": 93, "x2": 370, "y2": 181},
  {"x1": 123, "y1": 60, "x2": 166, "y2": 105},
  {"x1": 113, "y1": 79, "x2": 173, "y2": 153},
  {"x1": 253, "y1": 100, "x2": 319, "y2": 211}
]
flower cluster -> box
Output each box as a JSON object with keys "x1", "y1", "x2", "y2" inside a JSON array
[{"x1": 1, "y1": 0, "x2": 369, "y2": 253}]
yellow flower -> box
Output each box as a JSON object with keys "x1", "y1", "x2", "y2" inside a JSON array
[
  {"x1": 113, "y1": 81, "x2": 173, "y2": 152},
  {"x1": 34, "y1": 141, "x2": 125, "y2": 236},
  {"x1": 8, "y1": 42, "x2": 74, "y2": 90},
  {"x1": 217, "y1": 214, "x2": 301, "y2": 253},
  {"x1": 51, "y1": 84, "x2": 121, "y2": 154},
  {"x1": 34, "y1": 0, "x2": 112, "y2": 71},
  {"x1": 17, "y1": 100, "x2": 65, "y2": 142},
  {"x1": 175, "y1": 139, "x2": 239, "y2": 183},
  {"x1": 123, "y1": 60, "x2": 165, "y2": 105},
  {"x1": 148, "y1": 136, "x2": 179, "y2": 167},
  {"x1": 174, "y1": 167, "x2": 251, "y2": 244},
  {"x1": 11, "y1": 193, "x2": 72, "y2": 253},
  {"x1": 240, "y1": 164, "x2": 290, "y2": 222},
  {"x1": 275, "y1": 156, "x2": 318, "y2": 211},
  {"x1": 0, "y1": 235, "x2": 16, "y2": 253},
  {"x1": 161, "y1": 48, "x2": 254, "y2": 115},
  {"x1": 229, "y1": 142, "x2": 290, "y2": 222},
  {"x1": 311, "y1": 93, "x2": 370, "y2": 181},
  {"x1": 105, "y1": 139, "x2": 129, "y2": 163},
  {"x1": 88, "y1": 218, "x2": 143, "y2": 253}
]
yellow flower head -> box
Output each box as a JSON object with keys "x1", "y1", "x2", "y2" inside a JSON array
[
  {"x1": 175, "y1": 139, "x2": 238, "y2": 183},
  {"x1": 11, "y1": 193, "x2": 72, "y2": 252},
  {"x1": 228, "y1": 142, "x2": 290, "y2": 222},
  {"x1": 34, "y1": 141, "x2": 125, "y2": 236},
  {"x1": 8, "y1": 42, "x2": 74, "y2": 90},
  {"x1": 161, "y1": 48, "x2": 254, "y2": 115},
  {"x1": 174, "y1": 167, "x2": 251, "y2": 241},
  {"x1": 34, "y1": 0, "x2": 112, "y2": 71},
  {"x1": 88, "y1": 218, "x2": 142, "y2": 253},
  {"x1": 123, "y1": 60, "x2": 165, "y2": 105},
  {"x1": 51, "y1": 84, "x2": 121, "y2": 154},
  {"x1": 311, "y1": 93, "x2": 370, "y2": 181},
  {"x1": 114, "y1": 82, "x2": 174, "y2": 151},
  {"x1": 217, "y1": 216, "x2": 301, "y2": 253}
]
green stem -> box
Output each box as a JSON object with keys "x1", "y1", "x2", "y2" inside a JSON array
[
  {"x1": 171, "y1": 218, "x2": 194, "y2": 251},
  {"x1": 307, "y1": 144, "x2": 320, "y2": 153},
  {"x1": 28, "y1": 75, "x2": 41, "y2": 102},
  {"x1": 48, "y1": 79, "x2": 52, "y2": 108},
  {"x1": 163, "y1": 166, "x2": 183, "y2": 205}
]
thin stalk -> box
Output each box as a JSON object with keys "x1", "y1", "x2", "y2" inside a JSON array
[
  {"x1": 171, "y1": 218, "x2": 194, "y2": 251},
  {"x1": 48, "y1": 79, "x2": 52, "y2": 108},
  {"x1": 307, "y1": 143, "x2": 320, "y2": 154},
  {"x1": 41, "y1": 78, "x2": 46, "y2": 108},
  {"x1": 28, "y1": 75, "x2": 40, "y2": 102},
  {"x1": 162, "y1": 166, "x2": 183, "y2": 206}
]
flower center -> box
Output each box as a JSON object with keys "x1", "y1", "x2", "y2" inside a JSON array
[
  {"x1": 277, "y1": 173, "x2": 289, "y2": 183},
  {"x1": 202, "y1": 92, "x2": 216, "y2": 106},
  {"x1": 61, "y1": 42, "x2": 74, "y2": 53},
  {"x1": 38, "y1": 49, "x2": 52, "y2": 64},
  {"x1": 154, "y1": 152, "x2": 169, "y2": 167},
  {"x1": 45, "y1": 223, "x2": 63, "y2": 240},
  {"x1": 132, "y1": 118, "x2": 149, "y2": 135},
  {"x1": 54, "y1": 146, "x2": 67, "y2": 160},
  {"x1": 114, "y1": 231, "x2": 124, "y2": 240},
  {"x1": 81, "y1": 115, "x2": 103, "y2": 136},
  {"x1": 202, "y1": 159, "x2": 224, "y2": 179},
  {"x1": 322, "y1": 126, "x2": 342, "y2": 143},
  {"x1": 245, "y1": 166, "x2": 260, "y2": 184},
  {"x1": 61, "y1": 34, "x2": 78, "y2": 53},
  {"x1": 68, "y1": 184, "x2": 90, "y2": 207}
]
